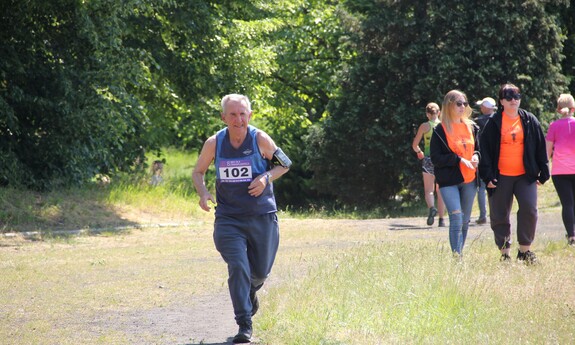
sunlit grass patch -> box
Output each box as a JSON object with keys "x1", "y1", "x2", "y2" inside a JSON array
[{"x1": 259, "y1": 240, "x2": 575, "y2": 344}]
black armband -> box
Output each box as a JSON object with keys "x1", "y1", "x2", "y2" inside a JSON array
[{"x1": 271, "y1": 148, "x2": 292, "y2": 168}]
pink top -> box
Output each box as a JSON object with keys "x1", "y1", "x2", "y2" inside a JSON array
[{"x1": 546, "y1": 117, "x2": 575, "y2": 175}]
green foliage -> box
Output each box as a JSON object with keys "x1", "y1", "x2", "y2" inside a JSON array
[
  {"x1": 250, "y1": 0, "x2": 352, "y2": 206},
  {"x1": 3, "y1": 0, "x2": 575, "y2": 210},
  {"x1": 0, "y1": 0, "x2": 254, "y2": 189},
  {"x1": 1, "y1": 0, "x2": 152, "y2": 188},
  {"x1": 124, "y1": 0, "x2": 249, "y2": 149},
  {"x1": 307, "y1": 0, "x2": 569, "y2": 205},
  {"x1": 558, "y1": 0, "x2": 575, "y2": 91},
  {"x1": 0, "y1": 148, "x2": 204, "y2": 233}
]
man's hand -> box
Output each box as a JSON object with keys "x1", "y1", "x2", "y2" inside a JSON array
[
  {"x1": 199, "y1": 193, "x2": 216, "y2": 211},
  {"x1": 248, "y1": 173, "x2": 268, "y2": 197}
]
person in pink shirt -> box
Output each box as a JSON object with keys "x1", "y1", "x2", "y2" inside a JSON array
[{"x1": 546, "y1": 93, "x2": 575, "y2": 246}]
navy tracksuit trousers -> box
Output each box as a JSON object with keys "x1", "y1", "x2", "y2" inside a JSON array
[{"x1": 214, "y1": 213, "x2": 279, "y2": 325}]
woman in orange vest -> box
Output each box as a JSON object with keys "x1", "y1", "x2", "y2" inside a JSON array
[
  {"x1": 479, "y1": 83, "x2": 549, "y2": 264},
  {"x1": 430, "y1": 90, "x2": 480, "y2": 256}
]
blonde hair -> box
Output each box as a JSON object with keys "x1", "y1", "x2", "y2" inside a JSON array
[
  {"x1": 426, "y1": 102, "x2": 440, "y2": 115},
  {"x1": 440, "y1": 90, "x2": 474, "y2": 133},
  {"x1": 557, "y1": 93, "x2": 575, "y2": 117}
]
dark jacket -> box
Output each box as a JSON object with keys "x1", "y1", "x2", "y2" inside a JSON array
[
  {"x1": 474, "y1": 113, "x2": 493, "y2": 133},
  {"x1": 430, "y1": 122, "x2": 480, "y2": 188},
  {"x1": 478, "y1": 108, "x2": 549, "y2": 192}
]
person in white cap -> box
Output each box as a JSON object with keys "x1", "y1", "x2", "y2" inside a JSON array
[{"x1": 473, "y1": 97, "x2": 497, "y2": 224}]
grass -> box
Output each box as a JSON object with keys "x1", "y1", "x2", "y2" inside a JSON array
[
  {"x1": 0, "y1": 148, "x2": 210, "y2": 234},
  {"x1": 2, "y1": 216, "x2": 573, "y2": 344},
  {"x1": 0, "y1": 224, "x2": 224, "y2": 344},
  {"x1": 259, "y1": 238, "x2": 575, "y2": 344},
  {"x1": 1, "y1": 148, "x2": 573, "y2": 344},
  {"x1": 0, "y1": 144, "x2": 562, "y2": 233}
]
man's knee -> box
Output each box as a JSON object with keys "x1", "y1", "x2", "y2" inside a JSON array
[{"x1": 251, "y1": 277, "x2": 267, "y2": 289}]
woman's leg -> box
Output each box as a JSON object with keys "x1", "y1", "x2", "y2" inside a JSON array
[
  {"x1": 423, "y1": 171, "x2": 438, "y2": 225},
  {"x1": 514, "y1": 176, "x2": 538, "y2": 248},
  {"x1": 552, "y1": 175, "x2": 575, "y2": 238},
  {"x1": 423, "y1": 172, "x2": 436, "y2": 209},
  {"x1": 459, "y1": 181, "x2": 478, "y2": 250},
  {"x1": 436, "y1": 182, "x2": 446, "y2": 221},
  {"x1": 440, "y1": 185, "x2": 463, "y2": 254},
  {"x1": 488, "y1": 175, "x2": 515, "y2": 254}
]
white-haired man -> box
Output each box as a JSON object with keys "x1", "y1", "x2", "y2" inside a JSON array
[{"x1": 192, "y1": 94, "x2": 291, "y2": 343}]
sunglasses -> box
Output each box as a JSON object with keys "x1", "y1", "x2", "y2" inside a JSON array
[
  {"x1": 455, "y1": 101, "x2": 469, "y2": 107},
  {"x1": 503, "y1": 92, "x2": 521, "y2": 101}
]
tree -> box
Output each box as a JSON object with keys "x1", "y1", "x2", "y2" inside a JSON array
[
  {"x1": 258, "y1": 0, "x2": 353, "y2": 207},
  {"x1": 0, "y1": 0, "x2": 158, "y2": 188},
  {"x1": 306, "y1": 0, "x2": 568, "y2": 207},
  {"x1": 0, "y1": 0, "x2": 248, "y2": 188}
]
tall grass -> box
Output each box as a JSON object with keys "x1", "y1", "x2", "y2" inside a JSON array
[
  {"x1": 2, "y1": 223, "x2": 572, "y2": 344},
  {"x1": 1, "y1": 144, "x2": 563, "y2": 233},
  {"x1": 259, "y1": 240, "x2": 575, "y2": 344},
  {"x1": 2, "y1": 146, "x2": 573, "y2": 344},
  {"x1": 0, "y1": 148, "x2": 211, "y2": 233}
]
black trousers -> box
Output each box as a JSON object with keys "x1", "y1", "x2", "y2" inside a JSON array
[
  {"x1": 488, "y1": 174, "x2": 538, "y2": 248},
  {"x1": 552, "y1": 174, "x2": 575, "y2": 238}
]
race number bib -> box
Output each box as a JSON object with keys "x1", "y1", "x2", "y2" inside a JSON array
[{"x1": 218, "y1": 159, "x2": 252, "y2": 183}]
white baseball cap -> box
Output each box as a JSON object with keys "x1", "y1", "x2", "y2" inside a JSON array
[{"x1": 476, "y1": 97, "x2": 497, "y2": 109}]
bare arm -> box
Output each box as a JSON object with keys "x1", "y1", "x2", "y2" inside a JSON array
[
  {"x1": 192, "y1": 135, "x2": 217, "y2": 211},
  {"x1": 412, "y1": 123, "x2": 429, "y2": 160},
  {"x1": 247, "y1": 130, "x2": 290, "y2": 197}
]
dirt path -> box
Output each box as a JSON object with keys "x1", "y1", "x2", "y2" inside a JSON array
[
  {"x1": 2, "y1": 213, "x2": 566, "y2": 345},
  {"x1": 109, "y1": 292, "x2": 237, "y2": 345},
  {"x1": 129, "y1": 212, "x2": 566, "y2": 345}
]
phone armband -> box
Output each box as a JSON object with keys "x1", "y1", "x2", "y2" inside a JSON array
[{"x1": 271, "y1": 148, "x2": 292, "y2": 168}]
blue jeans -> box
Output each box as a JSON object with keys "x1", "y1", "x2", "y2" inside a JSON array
[
  {"x1": 439, "y1": 181, "x2": 477, "y2": 254},
  {"x1": 477, "y1": 178, "x2": 487, "y2": 219}
]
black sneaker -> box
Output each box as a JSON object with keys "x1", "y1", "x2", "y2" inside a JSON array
[
  {"x1": 250, "y1": 290, "x2": 259, "y2": 316},
  {"x1": 476, "y1": 217, "x2": 487, "y2": 225},
  {"x1": 233, "y1": 322, "x2": 252, "y2": 344},
  {"x1": 427, "y1": 207, "x2": 438, "y2": 226},
  {"x1": 500, "y1": 253, "x2": 511, "y2": 262},
  {"x1": 517, "y1": 250, "x2": 537, "y2": 265},
  {"x1": 438, "y1": 218, "x2": 446, "y2": 227},
  {"x1": 569, "y1": 238, "x2": 575, "y2": 246}
]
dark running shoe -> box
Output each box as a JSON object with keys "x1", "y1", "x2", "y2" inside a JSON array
[
  {"x1": 427, "y1": 207, "x2": 438, "y2": 226},
  {"x1": 233, "y1": 321, "x2": 252, "y2": 344},
  {"x1": 250, "y1": 290, "x2": 259, "y2": 316},
  {"x1": 476, "y1": 217, "x2": 487, "y2": 225},
  {"x1": 517, "y1": 250, "x2": 537, "y2": 265},
  {"x1": 438, "y1": 218, "x2": 446, "y2": 227},
  {"x1": 569, "y1": 238, "x2": 575, "y2": 246},
  {"x1": 500, "y1": 253, "x2": 511, "y2": 262}
]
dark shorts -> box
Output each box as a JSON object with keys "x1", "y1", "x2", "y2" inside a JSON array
[{"x1": 422, "y1": 156, "x2": 435, "y2": 175}]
